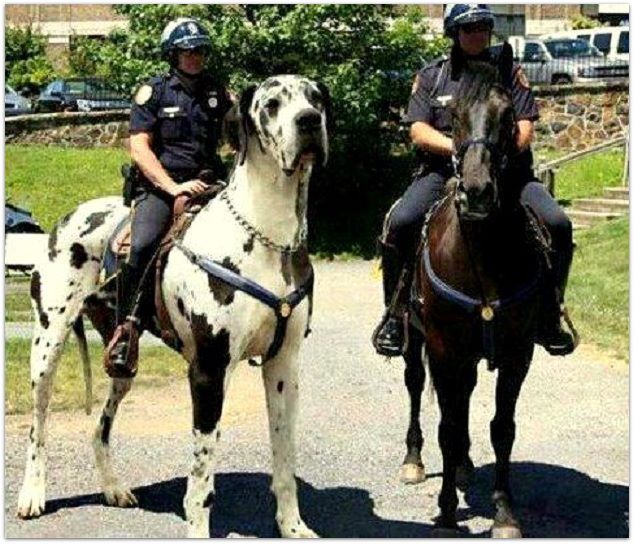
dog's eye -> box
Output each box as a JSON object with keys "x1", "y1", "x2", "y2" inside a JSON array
[{"x1": 264, "y1": 99, "x2": 280, "y2": 114}]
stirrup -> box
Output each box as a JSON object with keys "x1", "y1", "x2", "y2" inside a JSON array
[
  {"x1": 372, "y1": 313, "x2": 406, "y2": 358},
  {"x1": 104, "y1": 321, "x2": 140, "y2": 378}
]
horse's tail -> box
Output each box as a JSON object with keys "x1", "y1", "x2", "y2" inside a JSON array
[{"x1": 72, "y1": 316, "x2": 93, "y2": 415}]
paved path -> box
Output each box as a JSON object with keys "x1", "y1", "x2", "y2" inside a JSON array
[{"x1": 4, "y1": 260, "x2": 629, "y2": 537}]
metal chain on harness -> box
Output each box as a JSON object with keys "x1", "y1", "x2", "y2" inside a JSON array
[{"x1": 220, "y1": 190, "x2": 306, "y2": 254}]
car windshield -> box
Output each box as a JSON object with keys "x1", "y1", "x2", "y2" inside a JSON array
[{"x1": 544, "y1": 39, "x2": 601, "y2": 58}]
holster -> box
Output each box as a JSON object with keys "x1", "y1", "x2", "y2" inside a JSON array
[{"x1": 121, "y1": 164, "x2": 140, "y2": 208}]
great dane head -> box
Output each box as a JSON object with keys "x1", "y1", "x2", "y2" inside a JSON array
[{"x1": 227, "y1": 75, "x2": 332, "y2": 176}]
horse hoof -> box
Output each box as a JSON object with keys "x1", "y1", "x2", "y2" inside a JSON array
[
  {"x1": 491, "y1": 525, "x2": 522, "y2": 538},
  {"x1": 431, "y1": 527, "x2": 461, "y2": 538},
  {"x1": 399, "y1": 462, "x2": 426, "y2": 485}
]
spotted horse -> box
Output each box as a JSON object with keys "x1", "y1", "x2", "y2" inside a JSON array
[{"x1": 16, "y1": 75, "x2": 331, "y2": 538}]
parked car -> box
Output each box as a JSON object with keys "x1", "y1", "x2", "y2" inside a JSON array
[
  {"x1": 35, "y1": 78, "x2": 130, "y2": 113},
  {"x1": 540, "y1": 26, "x2": 629, "y2": 62},
  {"x1": 490, "y1": 38, "x2": 629, "y2": 85},
  {"x1": 5, "y1": 203, "x2": 44, "y2": 233},
  {"x1": 5, "y1": 85, "x2": 32, "y2": 117}
]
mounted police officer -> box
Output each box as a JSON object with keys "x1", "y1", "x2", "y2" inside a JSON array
[
  {"x1": 372, "y1": 4, "x2": 577, "y2": 358},
  {"x1": 105, "y1": 17, "x2": 233, "y2": 378}
]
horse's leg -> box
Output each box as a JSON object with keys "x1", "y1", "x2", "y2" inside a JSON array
[
  {"x1": 92, "y1": 377, "x2": 138, "y2": 507},
  {"x1": 262, "y1": 340, "x2": 317, "y2": 538},
  {"x1": 183, "y1": 355, "x2": 232, "y2": 538},
  {"x1": 429, "y1": 358, "x2": 462, "y2": 535},
  {"x1": 489, "y1": 359, "x2": 530, "y2": 538},
  {"x1": 455, "y1": 363, "x2": 478, "y2": 491},
  {"x1": 399, "y1": 325, "x2": 426, "y2": 484}
]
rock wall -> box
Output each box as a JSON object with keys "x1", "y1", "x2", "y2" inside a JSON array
[
  {"x1": 533, "y1": 82, "x2": 629, "y2": 152},
  {"x1": 5, "y1": 110, "x2": 129, "y2": 148},
  {"x1": 5, "y1": 82, "x2": 630, "y2": 153}
]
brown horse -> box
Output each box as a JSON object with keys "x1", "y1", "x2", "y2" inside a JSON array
[{"x1": 408, "y1": 47, "x2": 547, "y2": 537}]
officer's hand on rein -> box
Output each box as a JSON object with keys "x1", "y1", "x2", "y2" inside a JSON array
[{"x1": 171, "y1": 179, "x2": 208, "y2": 197}]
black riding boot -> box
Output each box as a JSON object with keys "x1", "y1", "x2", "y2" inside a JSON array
[
  {"x1": 537, "y1": 255, "x2": 578, "y2": 356},
  {"x1": 104, "y1": 261, "x2": 142, "y2": 378},
  {"x1": 372, "y1": 240, "x2": 409, "y2": 357}
]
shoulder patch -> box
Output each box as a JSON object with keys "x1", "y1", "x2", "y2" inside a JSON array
[
  {"x1": 134, "y1": 85, "x2": 153, "y2": 106},
  {"x1": 515, "y1": 67, "x2": 530, "y2": 90}
]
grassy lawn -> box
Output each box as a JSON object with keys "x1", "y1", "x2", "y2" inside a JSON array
[
  {"x1": 5, "y1": 144, "x2": 127, "y2": 232},
  {"x1": 568, "y1": 217, "x2": 629, "y2": 361},
  {"x1": 549, "y1": 148, "x2": 626, "y2": 204},
  {"x1": 5, "y1": 337, "x2": 186, "y2": 414}
]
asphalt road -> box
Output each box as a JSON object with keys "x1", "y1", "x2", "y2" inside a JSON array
[{"x1": 4, "y1": 260, "x2": 629, "y2": 538}]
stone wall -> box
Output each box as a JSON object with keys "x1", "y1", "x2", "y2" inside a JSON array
[
  {"x1": 5, "y1": 111, "x2": 129, "y2": 147},
  {"x1": 5, "y1": 82, "x2": 629, "y2": 153},
  {"x1": 533, "y1": 82, "x2": 629, "y2": 152}
]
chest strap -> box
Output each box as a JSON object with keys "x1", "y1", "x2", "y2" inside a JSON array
[
  {"x1": 422, "y1": 244, "x2": 541, "y2": 366},
  {"x1": 175, "y1": 241, "x2": 314, "y2": 362}
]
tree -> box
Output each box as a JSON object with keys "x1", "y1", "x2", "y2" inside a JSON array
[
  {"x1": 5, "y1": 26, "x2": 58, "y2": 91},
  {"x1": 570, "y1": 14, "x2": 601, "y2": 30}
]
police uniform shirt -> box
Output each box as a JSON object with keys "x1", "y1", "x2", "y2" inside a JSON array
[
  {"x1": 406, "y1": 52, "x2": 539, "y2": 136},
  {"x1": 129, "y1": 73, "x2": 232, "y2": 177}
]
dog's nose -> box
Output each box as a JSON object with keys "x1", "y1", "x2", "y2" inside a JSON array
[{"x1": 295, "y1": 109, "x2": 322, "y2": 133}]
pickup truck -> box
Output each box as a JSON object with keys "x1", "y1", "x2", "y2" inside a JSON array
[{"x1": 490, "y1": 38, "x2": 629, "y2": 85}]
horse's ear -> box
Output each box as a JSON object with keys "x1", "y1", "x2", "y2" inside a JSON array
[
  {"x1": 316, "y1": 81, "x2": 334, "y2": 135},
  {"x1": 498, "y1": 41, "x2": 514, "y2": 88},
  {"x1": 222, "y1": 104, "x2": 240, "y2": 153},
  {"x1": 237, "y1": 84, "x2": 258, "y2": 166}
]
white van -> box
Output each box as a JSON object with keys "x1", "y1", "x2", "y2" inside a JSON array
[{"x1": 540, "y1": 26, "x2": 629, "y2": 61}]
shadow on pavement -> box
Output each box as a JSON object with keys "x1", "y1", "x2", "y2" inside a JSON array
[
  {"x1": 43, "y1": 462, "x2": 627, "y2": 537},
  {"x1": 464, "y1": 462, "x2": 629, "y2": 537}
]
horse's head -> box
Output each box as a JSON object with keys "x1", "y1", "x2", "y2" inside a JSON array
[
  {"x1": 227, "y1": 75, "x2": 332, "y2": 177},
  {"x1": 451, "y1": 43, "x2": 517, "y2": 220}
]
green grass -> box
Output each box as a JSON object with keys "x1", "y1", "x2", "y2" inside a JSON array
[
  {"x1": 5, "y1": 337, "x2": 186, "y2": 414},
  {"x1": 568, "y1": 217, "x2": 629, "y2": 361},
  {"x1": 5, "y1": 144, "x2": 128, "y2": 231},
  {"x1": 550, "y1": 148, "x2": 626, "y2": 204}
]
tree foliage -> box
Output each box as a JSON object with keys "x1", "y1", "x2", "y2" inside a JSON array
[
  {"x1": 5, "y1": 26, "x2": 58, "y2": 91},
  {"x1": 570, "y1": 14, "x2": 601, "y2": 30}
]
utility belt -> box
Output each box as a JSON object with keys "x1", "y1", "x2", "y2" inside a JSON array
[{"x1": 121, "y1": 165, "x2": 219, "y2": 207}]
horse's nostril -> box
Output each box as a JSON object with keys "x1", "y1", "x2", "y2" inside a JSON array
[{"x1": 296, "y1": 110, "x2": 321, "y2": 132}]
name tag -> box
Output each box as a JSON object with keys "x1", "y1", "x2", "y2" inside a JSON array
[
  {"x1": 437, "y1": 95, "x2": 453, "y2": 107},
  {"x1": 161, "y1": 106, "x2": 182, "y2": 118}
]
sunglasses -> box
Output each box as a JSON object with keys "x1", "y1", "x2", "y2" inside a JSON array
[
  {"x1": 461, "y1": 22, "x2": 492, "y2": 34},
  {"x1": 182, "y1": 47, "x2": 207, "y2": 56}
]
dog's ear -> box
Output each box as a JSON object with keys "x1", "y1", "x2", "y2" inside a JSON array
[
  {"x1": 316, "y1": 82, "x2": 334, "y2": 135},
  {"x1": 236, "y1": 84, "x2": 258, "y2": 166}
]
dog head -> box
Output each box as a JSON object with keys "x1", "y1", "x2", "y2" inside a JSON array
[{"x1": 228, "y1": 75, "x2": 332, "y2": 176}]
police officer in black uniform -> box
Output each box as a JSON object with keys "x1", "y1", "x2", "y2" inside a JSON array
[
  {"x1": 105, "y1": 17, "x2": 232, "y2": 377},
  {"x1": 372, "y1": 4, "x2": 577, "y2": 358}
]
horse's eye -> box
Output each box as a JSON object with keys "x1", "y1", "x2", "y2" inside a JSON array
[{"x1": 265, "y1": 99, "x2": 280, "y2": 114}]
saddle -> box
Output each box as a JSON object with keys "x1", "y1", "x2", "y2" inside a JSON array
[{"x1": 102, "y1": 183, "x2": 226, "y2": 350}]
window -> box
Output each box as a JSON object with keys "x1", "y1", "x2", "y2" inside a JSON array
[
  {"x1": 49, "y1": 81, "x2": 63, "y2": 94},
  {"x1": 617, "y1": 31, "x2": 629, "y2": 54},
  {"x1": 578, "y1": 34, "x2": 591, "y2": 42},
  {"x1": 593, "y1": 33, "x2": 612, "y2": 55},
  {"x1": 544, "y1": 39, "x2": 596, "y2": 58},
  {"x1": 523, "y1": 42, "x2": 543, "y2": 62}
]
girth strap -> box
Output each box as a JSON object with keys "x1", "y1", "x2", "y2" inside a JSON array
[{"x1": 175, "y1": 241, "x2": 314, "y2": 362}]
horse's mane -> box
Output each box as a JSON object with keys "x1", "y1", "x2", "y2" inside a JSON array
[{"x1": 455, "y1": 61, "x2": 502, "y2": 109}]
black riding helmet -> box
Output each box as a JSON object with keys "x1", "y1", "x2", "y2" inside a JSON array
[
  {"x1": 443, "y1": 4, "x2": 495, "y2": 38},
  {"x1": 160, "y1": 18, "x2": 211, "y2": 65}
]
